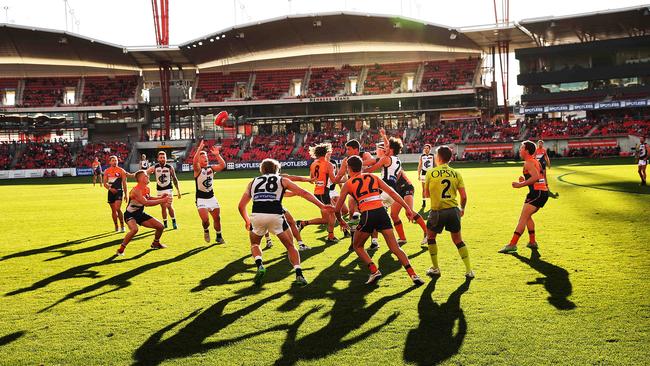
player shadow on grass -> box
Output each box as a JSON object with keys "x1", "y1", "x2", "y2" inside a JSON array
[
  {"x1": 191, "y1": 241, "x2": 330, "y2": 292},
  {"x1": 511, "y1": 250, "x2": 576, "y2": 310},
  {"x1": 0, "y1": 331, "x2": 25, "y2": 347},
  {"x1": 403, "y1": 278, "x2": 471, "y2": 366},
  {"x1": 132, "y1": 286, "x2": 295, "y2": 366},
  {"x1": 272, "y1": 249, "x2": 426, "y2": 365},
  {"x1": 5, "y1": 243, "x2": 154, "y2": 297},
  {"x1": 38, "y1": 244, "x2": 217, "y2": 313},
  {"x1": 0, "y1": 231, "x2": 116, "y2": 262}
]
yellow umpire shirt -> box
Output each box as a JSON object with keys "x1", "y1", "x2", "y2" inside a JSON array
[{"x1": 425, "y1": 163, "x2": 465, "y2": 210}]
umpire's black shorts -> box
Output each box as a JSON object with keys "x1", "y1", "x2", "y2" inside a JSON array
[
  {"x1": 426, "y1": 207, "x2": 462, "y2": 234},
  {"x1": 357, "y1": 207, "x2": 393, "y2": 233}
]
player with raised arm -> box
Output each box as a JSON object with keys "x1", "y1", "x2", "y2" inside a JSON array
[
  {"x1": 335, "y1": 156, "x2": 425, "y2": 287},
  {"x1": 116, "y1": 170, "x2": 172, "y2": 256},
  {"x1": 92, "y1": 157, "x2": 103, "y2": 187},
  {"x1": 499, "y1": 140, "x2": 549, "y2": 253},
  {"x1": 103, "y1": 155, "x2": 133, "y2": 233},
  {"x1": 146, "y1": 151, "x2": 181, "y2": 229},
  {"x1": 192, "y1": 140, "x2": 226, "y2": 244},
  {"x1": 238, "y1": 159, "x2": 334, "y2": 286},
  {"x1": 295, "y1": 143, "x2": 339, "y2": 243},
  {"x1": 423, "y1": 146, "x2": 474, "y2": 279},
  {"x1": 417, "y1": 144, "x2": 435, "y2": 209},
  {"x1": 636, "y1": 136, "x2": 648, "y2": 186},
  {"x1": 334, "y1": 139, "x2": 380, "y2": 248},
  {"x1": 364, "y1": 128, "x2": 428, "y2": 246}
]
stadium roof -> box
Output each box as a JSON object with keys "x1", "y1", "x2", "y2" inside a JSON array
[
  {"x1": 519, "y1": 5, "x2": 650, "y2": 45},
  {"x1": 1, "y1": 6, "x2": 649, "y2": 74}
]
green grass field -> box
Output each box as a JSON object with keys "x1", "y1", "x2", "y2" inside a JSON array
[{"x1": 1, "y1": 159, "x2": 649, "y2": 365}]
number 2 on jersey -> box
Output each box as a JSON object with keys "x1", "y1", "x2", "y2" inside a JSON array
[{"x1": 441, "y1": 179, "x2": 451, "y2": 198}]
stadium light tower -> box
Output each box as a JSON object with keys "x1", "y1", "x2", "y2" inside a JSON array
[
  {"x1": 492, "y1": 0, "x2": 510, "y2": 123},
  {"x1": 151, "y1": 0, "x2": 172, "y2": 140}
]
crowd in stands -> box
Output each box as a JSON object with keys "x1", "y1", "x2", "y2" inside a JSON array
[
  {"x1": 0, "y1": 142, "x2": 15, "y2": 169},
  {"x1": 465, "y1": 120, "x2": 520, "y2": 143},
  {"x1": 15, "y1": 141, "x2": 74, "y2": 169},
  {"x1": 459, "y1": 150, "x2": 515, "y2": 161},
  {"x1": 240, "y1": 134, "x2": 295, "y2": 162},
  {"x1": 364, "y1": 62, "x2": 419, "y2": 95},
  {"x1": 591, "y1": 119, "x2": 650, "y2": 137},
  {"x1": 419, "y1": 58, "x2": 479, "y2": 92},
  {"x1": 295, "y1": 131, "x2": 348, "y2": 160},
  {"x1": 21, "y1": 77, "x2": 79, "y2": 107},
  {"x1": 81, "y1": 76, "x2": 138, "y2": 106},
  {"x1": 76, "y1": 142, "x2": 130, "y2": 168},
  {"x1": 405, "y1": 123, "x2": 464, "y2": 153},
  {"x1": 253, "y1": 69, "x2": 306, "y2": 100},
  {"x1": 526, "y1": 118, "x2": 594, "y2": 139},
  {"x1": 308, "y1": 65, "x2": 361, "y2": 97},
  {"x1": 195, "y1": 72, "x2": 250, "y2": 102},
  {"x1": 566, "y1": 146, "x2": 621, "y2": 158}
]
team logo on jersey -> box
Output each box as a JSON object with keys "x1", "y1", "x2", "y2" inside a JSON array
[
  {"x1": 202, "y1": 176, "x2": 213, "y2": 189},
  {"x1": 158, "y1": 174, "x2": 167, "y2": 184},
  {"x1": 424, "y1": 160, "x2": 432, "y2": 168}
]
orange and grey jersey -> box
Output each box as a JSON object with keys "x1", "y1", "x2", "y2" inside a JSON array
[
  {"x1": 195, "y1": 167, "x2": 215, "y2": 199},
  {"x1": 104, "y1": 166, "x2": 127, "y2": 190},
  {"x1": 126, "y1": 185, "x2": 150, "y2": 214},
  {"x1": 250, "y1": 174, "x2": 285, "y2": 214},
  {"x1": 310, "y1": 158, "x2": 331, "y2": 195},
  {"x1": 523, "y1": 158, "x2": 548, "y2": 192},
  {"x1": 345, "y1": 173, "x2": 384, "y2": 212},
  {"x1": 154, "y1": 163, "x2": 173, "y2": 191}
]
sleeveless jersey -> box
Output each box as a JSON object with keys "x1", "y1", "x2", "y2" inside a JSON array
[
  {"x1": 639, "y1": 143, "x2": 648, "y2": 159},
  {"x1": 345, "y1": 173, "x2": 384, "y2": 212},
  {"x1": 250, "y1": 174, "x2": 285, "y2": 214},
  {"x1": 420, "y1": 154, "x2": 435, "y2": 175},
  {"x1": 126, "y1": 185, "x2": 150, "y2": 214},
  {"x1": 329, "y1": 159, "x2": 340, "y2": 190},
  {"x1": 310, "y1": 158, "x2": 331, "y2": 195},
  {"x1": 523, "y1": 158, "x2": 548, "y2": 192},
  {"x1": 195, "y1": 167, "x2": 215, "y2": 199},
  {"x1": 104, "y1": 166, "x2": 127, "y2": 190},
  {"x1": 382, "y1": 156, "x2": 402, "y2": 187},
  {"x1": 154, "y1": 163, "x2": 173, "y2": 191},
  {"x1": 535, "y1": 147, "x2": 546, "y2": 161},
  {"x1": 140, "y1": 160, "x2": 149, "y2": 170}
]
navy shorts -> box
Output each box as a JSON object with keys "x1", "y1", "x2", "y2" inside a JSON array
[
  {"x1": 124, "y1": 210, "x2": 153, "y2": 225},
  {"x1": 107, "y1": 189, "x2": 123, "y2": 203},
  {"x1": 357, "y1": 207, "x2": 393, "y2": 233},
  {"x1": 525, "y1": 190, "x2": 549, "y2": 209}
]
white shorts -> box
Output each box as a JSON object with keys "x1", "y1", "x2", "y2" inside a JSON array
[
  {"x1": 157, "y1": 189, "x2": 173, "y2": 201},
  {"x1": 250, "y1": 213, "x2": 288, "y2": 237},
  {"x1": 381, "y1": 191, "x2": 394, "y2": 208},
  {"x1": 329, "y1": 189, "x2": 340, "y2": 198},
  {"x1": 196, "y1": 196, "x2": 220, "y2": 211},
  {"x1": 419, "y1": 173, "x2": 428, "y2": 182},
  {"x1": 639, "y1": 159, "x2": 648, "y2": 166}
]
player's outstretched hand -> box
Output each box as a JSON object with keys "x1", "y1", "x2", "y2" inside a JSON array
[
  {"x1": 177, "y1": 191, "x2": 182, "y2": 199},
  {"x1": 210, "y1": 145, "x2": 221, "y2": 156},
  {"x1": 165, "y1": 196, "x2": 173, "y2": 204},
  {"x1": 511, "y1": 181, "x2": 520, "y2": 188},
  {"x1": 244, "y1": 220, "x2": 251, "y2": 231}
]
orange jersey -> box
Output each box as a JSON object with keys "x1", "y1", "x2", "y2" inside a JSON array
[
  {"x1": 310, "y1": 158, "x2": 331, "y2": 195},
  {"x1": 92, "y1": 161, "x2": 100, "y2": 169},
  {"x1": 104, "y1": 166, "x2": 128, "y2": 189},
  {"x1": 534, "y1": 147, "x2": 547, "y2": 161},
  {"x1": 345, "y1": 173, "x2": 384, "y2": 212},
  {"x1": 126, "y1": 184, "x2": 150, "y2": 213},
  {"x1": 523, "y1": 157, "x2": 548, "y2": 191}
]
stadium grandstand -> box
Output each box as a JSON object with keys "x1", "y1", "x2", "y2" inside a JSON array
[{"x1": 1, "y1": 7, "x2": 649, "y2": 178}]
